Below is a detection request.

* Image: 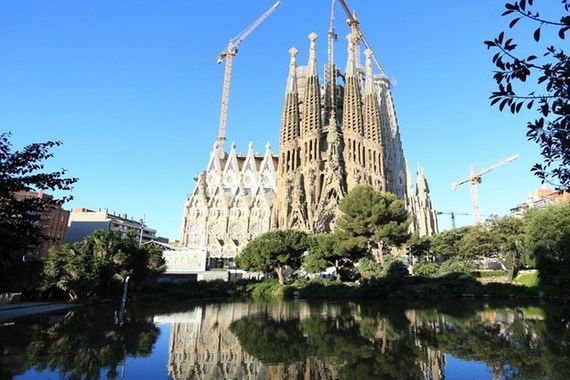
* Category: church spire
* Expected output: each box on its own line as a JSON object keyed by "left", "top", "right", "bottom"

{"left": 301, "top": 33, "right": 322, "bottom": 138}
{"left": 280, "top": 47, "right": 300, "bottom": 144}
{"left": 342, "top": 33, "right": 364, "bottom": 135}
{"left": 363, "top": 48, "right": 381, "bottom": 143}
{"left": 324, "top": 0, "right": 337, "bottom": 124}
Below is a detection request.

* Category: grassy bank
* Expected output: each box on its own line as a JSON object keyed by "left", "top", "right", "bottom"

{"left": 132, "top": 271, "right": 568, "bottom": 303}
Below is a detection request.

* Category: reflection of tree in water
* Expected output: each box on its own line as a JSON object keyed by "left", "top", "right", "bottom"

{"left": 230, "top": 302, "right": 570, "bottom": 380}
{"left": 22, "top": 307, "right": 159, "bottom": 380}
{"left": 230, "top": 311, "right": 426, "bottom": 380}
{"left": 436, "top": 305, "right": 570, "bottom": 380}
{"left": 229, "top": 316, "right": 309, "bottom": 365}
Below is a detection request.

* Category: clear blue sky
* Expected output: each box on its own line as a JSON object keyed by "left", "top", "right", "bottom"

{"left": 1, "top": 1, "right": 562, "bottom": 238}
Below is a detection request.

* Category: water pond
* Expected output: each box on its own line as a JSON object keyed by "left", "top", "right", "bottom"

{"left": 2, "top": 299, "right": 569, "bottom": 379}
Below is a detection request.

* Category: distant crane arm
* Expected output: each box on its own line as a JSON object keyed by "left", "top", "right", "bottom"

{"left": 233, "top": 1, "right": 280, "bottom": 46}
{"left": 477, "top": 154, "right": 519, "bottom": 177}
{"left": 451, "top": 177, "right": 471, "bottom": 190}
{"left": 215, "top": 1, "right": 280, "bottom": 156}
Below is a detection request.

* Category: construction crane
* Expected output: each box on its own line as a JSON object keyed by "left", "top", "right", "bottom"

{"left": 336, "top": 0, "right": 385, "bottom": 75}
{"left": 436, "top": 211, "right": 470, "bottom": 229}
{"left": 452, "top": 154, "right": 519, "bottom": 224}
{"left": 215, "top": 1, "right": 280, "bottom": 157}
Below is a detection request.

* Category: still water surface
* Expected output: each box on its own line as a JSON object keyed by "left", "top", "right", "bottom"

{"left": 2, "top": 300, "right": 569, "bottom": 379}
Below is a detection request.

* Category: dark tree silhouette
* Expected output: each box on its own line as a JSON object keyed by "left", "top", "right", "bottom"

{"left": 0, "top": 132, "right": 77, "bottom": 281}
{"left": 484, "top": 1, "right": 570, "bottom": 189}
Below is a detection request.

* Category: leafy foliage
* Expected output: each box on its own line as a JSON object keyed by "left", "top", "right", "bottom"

{"left": 489, "top": 216, "right": 526, "bottom": 279}
{"left": 413, "top": 262, "right": 439, "bottom": 277}
{"left": 524, "top": 203, "right": 570, "bottom": 287}
{"left": 430, "top": 227, "right": 471, "bottom": 259}
{"left": 456, "top": 226, "right": 498, "bottom": 258}
{"left": 485, "top": 1, "right": 570, "bottom": 188}
{"left": 235, "top": 229, "right": 308, "bottom": 284}
{"left": 0, "top": 132, "right": 77, "bottom": 277}
{"left": 439, "top": 258, "right": 477, "bottom": 275}
{"left": 41, "top": 230, "right": 165, "bottom": 300}
{"left": 303, "top": 233, "right": 363, "bottom": 280}
{"left": 356, "top": 257, "right": 384, "bottom": 279}
{"left": 336, "top": 185, "right": 410, "bottom": 262}
{"left": 385, "top": 260, "right": 410, "bottom": 280}
{"left": 303, "top": 233, "right": 341, "bottom": 273}
{"left": 407, "top": 232, "right": 431, "bottom": 258}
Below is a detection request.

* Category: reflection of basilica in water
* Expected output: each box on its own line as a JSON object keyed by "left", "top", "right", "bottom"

{"left": 154, "top": 303, "right": 340, "bottom": 379}
{"left": 154, "top": 302, "right": 447, "bottom": 380}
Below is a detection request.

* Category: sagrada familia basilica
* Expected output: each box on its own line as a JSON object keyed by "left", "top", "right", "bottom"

{"left": 180, "top": 10, "right": 438, "bottom": 268}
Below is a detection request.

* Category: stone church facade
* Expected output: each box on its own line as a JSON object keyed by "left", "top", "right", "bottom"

{"left": 181, "top": 31, "right": 437, "bottom": 268}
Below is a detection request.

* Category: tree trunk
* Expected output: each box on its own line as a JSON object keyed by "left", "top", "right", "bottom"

{"left": 335, "top": 260, "right": 340, "bottom": 279}
{"left": 507, "top": 250, "right": 519, "bottom": 283}
{"left": 378, "top": 241, "right": 385, "bottom": 266}
{"left": 276, "top": 266, "right": 285, "bottom": 285}
{"left": 381, "top": 322, "right": 387, "bottom": 354}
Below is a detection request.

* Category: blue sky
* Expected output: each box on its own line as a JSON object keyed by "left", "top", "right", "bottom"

{"left": 1, "top": 1, "right": 562, "bottom": 238}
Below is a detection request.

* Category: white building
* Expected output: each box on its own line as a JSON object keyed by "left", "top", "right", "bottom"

{"left": 66, "top": 208, "right": 159, "bottom": 243}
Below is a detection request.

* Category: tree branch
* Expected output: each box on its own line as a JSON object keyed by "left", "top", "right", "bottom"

{"left": 515, "top": 9, "right": 567, "bottom": 26}
{"left": 495, "top": 42, "right": 543, "bottom": 71}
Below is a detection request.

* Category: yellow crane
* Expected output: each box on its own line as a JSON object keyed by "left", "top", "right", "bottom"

{"left": 215, "top": 1, "right": 280, "bottom": 157}
{"left": 452, "top": 154, "right": 519, "bottom": 224}
{"left": 336, "top": 0, "right": 385, "bottom": 75}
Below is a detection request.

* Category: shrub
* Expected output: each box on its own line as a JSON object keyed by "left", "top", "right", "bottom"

{"left": 475, "top": 270, "right": 508, "bottom": 278}
{"left": 356, "top": 258, "right": 383, "bottom": 279}
{"left": 439, "top": 258, "right": 476, "bottom": 275}
{"left": 413, "top": 262, "right": 439, "bottom": 277}
{"left": 385, "top": 260, "right": 409, "bottom": 280}
{"left": 246, "top": 280, "right": 294, "bottom": 299}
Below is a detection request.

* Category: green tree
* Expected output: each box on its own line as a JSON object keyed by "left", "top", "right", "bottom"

{"left": 457, "top": 226, "right": 498, "bottom": 259}
{"left": 303, "top": 233, "right": 338, "bottom": 273}
{"left": 524, "top": 204, "right": 570, "bottom": 287}
{"left": 42, "top": 230, "right": 165, "bottom": 300}
{"left": 235, "top": 229, "right": 307, "bottom": 285}
{"left": 303, "top": 233, "right": 363, "bottom": 279}
{"left": 489, "top": 216, "right": 526, "bottom": 281}
{"left": 430, "top": 227, "right": 471, "bottom": 259}
{"left": 407, "top": 232, "right": 432, "bottom": 260}
{"left": 0, "top": 133, "right": 77, "bottom": 288}
{"left": 336, "top": 185, "right": 410, "bottom": 265}
{"left": 484, "top": 1, "right": 570, "bottom": 188}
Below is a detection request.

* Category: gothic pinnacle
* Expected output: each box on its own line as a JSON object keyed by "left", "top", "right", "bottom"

{"left": 286, "top": 47, "right": 298, "bottom": 94}
{"left": 364, "top": 48, "right": 375, "bottom": 94}
{"left": 307, "top": 32, "right": 318, "bottom": 76}
{"left": 345, "top": 34, "right": 357, "bottom": 78}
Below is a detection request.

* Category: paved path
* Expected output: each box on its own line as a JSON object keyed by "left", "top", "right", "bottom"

{"left": 0, "top": 302, "right": 80, "bottom": 322}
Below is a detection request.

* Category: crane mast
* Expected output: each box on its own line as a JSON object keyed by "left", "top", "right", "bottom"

{"left": 452, "top": 154, "right": 519, "bottom": 224}
{"left": 436, "top": 211, "right": 470, "bottom": 229}
{"left": 215, "top": 1, "right": 280, "bottom": 158}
